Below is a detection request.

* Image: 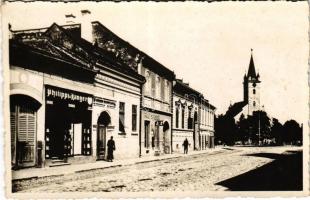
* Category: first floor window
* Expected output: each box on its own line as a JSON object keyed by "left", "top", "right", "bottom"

{"left": 132, "top": 105, "right": 137, "bottom": 131}
{"left": 188, "top": 109, "right": 193, "bottom": 129}
{"left": 119, "top": 102, "right": 125, "bottom": 133}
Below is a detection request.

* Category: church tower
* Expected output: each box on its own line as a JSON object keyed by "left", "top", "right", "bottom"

{"left": 243, "top": 49, "right": 261, "bottom": 116}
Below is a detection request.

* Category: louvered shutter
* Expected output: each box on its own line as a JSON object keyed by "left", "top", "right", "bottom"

{"left": 10, "top": 111, "right": 16, "bottom": 165}
{"left": 18, "top": 107, "right": 36, "bottom": 163}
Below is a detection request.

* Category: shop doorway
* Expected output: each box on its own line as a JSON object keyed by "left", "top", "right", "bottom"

{"left": 97, "top": 111, "right": 111, "bottom": 160}
{"left": 10, "top": 94, "right": 41, "bottom": 168}
{"left": 163, "top": 121, "right": 170, "bottom": 154}
{"left": 144, "top": 121, "right": 150, "bottom": 149}
{"left": 45, "top": 85, "right": 92, "bottom": 161}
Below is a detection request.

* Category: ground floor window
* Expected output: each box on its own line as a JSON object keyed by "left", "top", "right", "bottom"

{"left": 119, "top": 102, "right": 125, "bottom": 133}
{"left": 132, "top": 105, "right": 137, "bottom": 132}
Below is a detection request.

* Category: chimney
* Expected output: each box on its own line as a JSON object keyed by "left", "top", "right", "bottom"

{"left": 80, "top": 9, "right": 93, "bottom": 43}
{"left": 65, "top": 14, "right": 76, "bottom": 24}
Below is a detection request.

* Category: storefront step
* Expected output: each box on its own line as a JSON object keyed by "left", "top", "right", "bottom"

{"left": 51, "top": 159, "right": 66, "bottom": 163}
{"left": 49, "top": 162, "right": 71, "bottom": 168}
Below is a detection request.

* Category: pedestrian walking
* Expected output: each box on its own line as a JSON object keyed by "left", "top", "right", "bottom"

{"left": 107, "top": 136, "right": 115, "bottom": 162}
{"left": 182, "top": 138, "right": 189, "bottom": 154}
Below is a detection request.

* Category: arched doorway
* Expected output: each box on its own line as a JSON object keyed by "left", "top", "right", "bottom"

{"left": 97, "top": 111, "right": 111, "bottom": 160}
{"left": 10, "top": 94, "right": 41, "bottom": 168}
{"left": 163, "top": 121, "right": 170, "bottom": 154}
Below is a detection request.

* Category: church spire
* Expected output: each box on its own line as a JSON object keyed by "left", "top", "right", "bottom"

{"left": 247, "top": 49, "right": 257, "bottom": 79}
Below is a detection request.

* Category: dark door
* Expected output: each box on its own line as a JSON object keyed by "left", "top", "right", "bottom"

{"left": 144, "top": 121, "right": 150, "bottom": 148}
{"left": 97, "top": 125, "right": 106, "bottom": 160}
{"left": 48, "top": 105, "right": 68, "bottom": 160}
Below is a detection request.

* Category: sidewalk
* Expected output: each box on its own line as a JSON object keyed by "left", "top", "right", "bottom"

{"left": 12, "top": 147, "right": 222, "bottom": 181}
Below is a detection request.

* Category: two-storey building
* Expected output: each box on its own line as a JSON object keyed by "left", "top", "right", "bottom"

{"left": 199, "top": 98, "right": 216, "bottom": 149}
{"left": 172, "top": 79, "right": 201, "bottom": 153}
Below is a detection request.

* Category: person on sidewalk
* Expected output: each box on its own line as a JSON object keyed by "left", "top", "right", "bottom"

{"left": 182, "top": 138, "right": 189, "bottom": 154}
{"left": 107, "top": 136, "right": 115, "bottom": 162}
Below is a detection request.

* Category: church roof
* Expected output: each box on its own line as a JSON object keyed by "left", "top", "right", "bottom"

{"left": 225, "top": 101, "right": 247, "bottom": 118}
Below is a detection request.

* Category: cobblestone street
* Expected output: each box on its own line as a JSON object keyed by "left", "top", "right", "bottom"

{"left": 19, "top": 147, "right": 302, "bottom": 192}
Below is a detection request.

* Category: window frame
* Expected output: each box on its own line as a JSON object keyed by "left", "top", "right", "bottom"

{"left": 132, "top": 104, "right": 137, "bottom": 132}
{"left": 119, "top": 102, "right": 125, "bottom": 133}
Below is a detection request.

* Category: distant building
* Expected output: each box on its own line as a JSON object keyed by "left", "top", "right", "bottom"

{"left": 225, "top": 49, "right": 261, "bottom": 120}
{"left": 172, "top": 79, "right": 200, "bottom": 153}
{"left": 172, "top": 79, "right": 216, "bottom": 152}
{"left": 199, "top": 98, "right": 216, "bottom": 149}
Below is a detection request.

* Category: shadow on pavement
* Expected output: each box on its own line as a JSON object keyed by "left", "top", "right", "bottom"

{"left": 215, "top": 150, "right": 302, "bottom": 191}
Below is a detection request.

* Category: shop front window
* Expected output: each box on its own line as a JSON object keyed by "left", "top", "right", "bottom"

{"left": 45, "top": 85, "right": 92, "bottom": 159}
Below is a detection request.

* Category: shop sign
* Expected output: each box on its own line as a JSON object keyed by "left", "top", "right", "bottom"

{"left": 144, "top": 112, "right": 160, "bottom": 121}
{"left": 46, "top": 85, "right": 93, "bottom": 106}
{"left": 94, "top": 97, "right": 116, "bottom": 108}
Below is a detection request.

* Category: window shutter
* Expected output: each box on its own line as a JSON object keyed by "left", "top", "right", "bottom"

{"left": 10, "top": 111, "right": 16, "bottom": 164}
{"left": 18, "top": 114, "right": 28, "bottom": 142}
{"left": 18, "top": 107, "right": 36, "bottom": 162}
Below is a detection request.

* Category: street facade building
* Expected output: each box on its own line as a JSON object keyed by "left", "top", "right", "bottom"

{"left": 172, "top": 79, "right": 216, "bottom": 152}
{"left": 199, "top": 98, "right": 216, "bottom": 149}
{"left": 172, "top": 79, "right": 200, "bottom": 153}
{"left": 9, "top": 19, "right": 145, "bottom": 168}
{"left": 138, "top": 59, "right": 175, "bottom": 156}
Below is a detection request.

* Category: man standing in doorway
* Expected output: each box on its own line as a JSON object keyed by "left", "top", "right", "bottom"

{"left": 182, "top": 138, "right": 189, "bottom": 154}
{"left": 107, "top": 136, "right": 115, "bottom": 162}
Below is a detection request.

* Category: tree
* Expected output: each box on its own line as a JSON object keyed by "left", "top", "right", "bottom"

{"left": 283, "top": 120, "right": 302, "bottom": 145}
{"left": 215, "top": 114, "right": 237, "bottom": 146}
{"left": 270, "top": 118, "right": 283, "bottom": 145}
{"left": 235, "top": 111, "right": 271, "bottom": 146}
{"left": 236, "top": 113, "right": 249, "bottom": 144}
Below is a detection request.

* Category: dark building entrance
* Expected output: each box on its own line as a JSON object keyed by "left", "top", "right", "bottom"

{"left": 97, "top": 111, "right": 111, "bottom": 160}
{"left": 163, "top": 121, "right": 170, "bottom": 154}
{"left": 45, "top": 85, "right": 92, "bottom": 160}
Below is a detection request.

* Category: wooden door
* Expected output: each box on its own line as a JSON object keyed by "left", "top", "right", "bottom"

{"left": 97, "top": 125, "right": 106, "bottom": 160}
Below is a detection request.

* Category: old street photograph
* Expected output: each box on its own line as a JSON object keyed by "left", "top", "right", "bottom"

{"left": 3, "top": 1, "right": 308, "bottom": 197}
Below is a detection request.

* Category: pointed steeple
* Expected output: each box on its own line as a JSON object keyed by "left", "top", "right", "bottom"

{"left": 247, "top": 49, "right": 257, "bottom": 79}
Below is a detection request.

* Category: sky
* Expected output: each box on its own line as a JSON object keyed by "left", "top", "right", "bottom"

{"left": 3, "top": 1, "right": 309, "bottom": 124}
